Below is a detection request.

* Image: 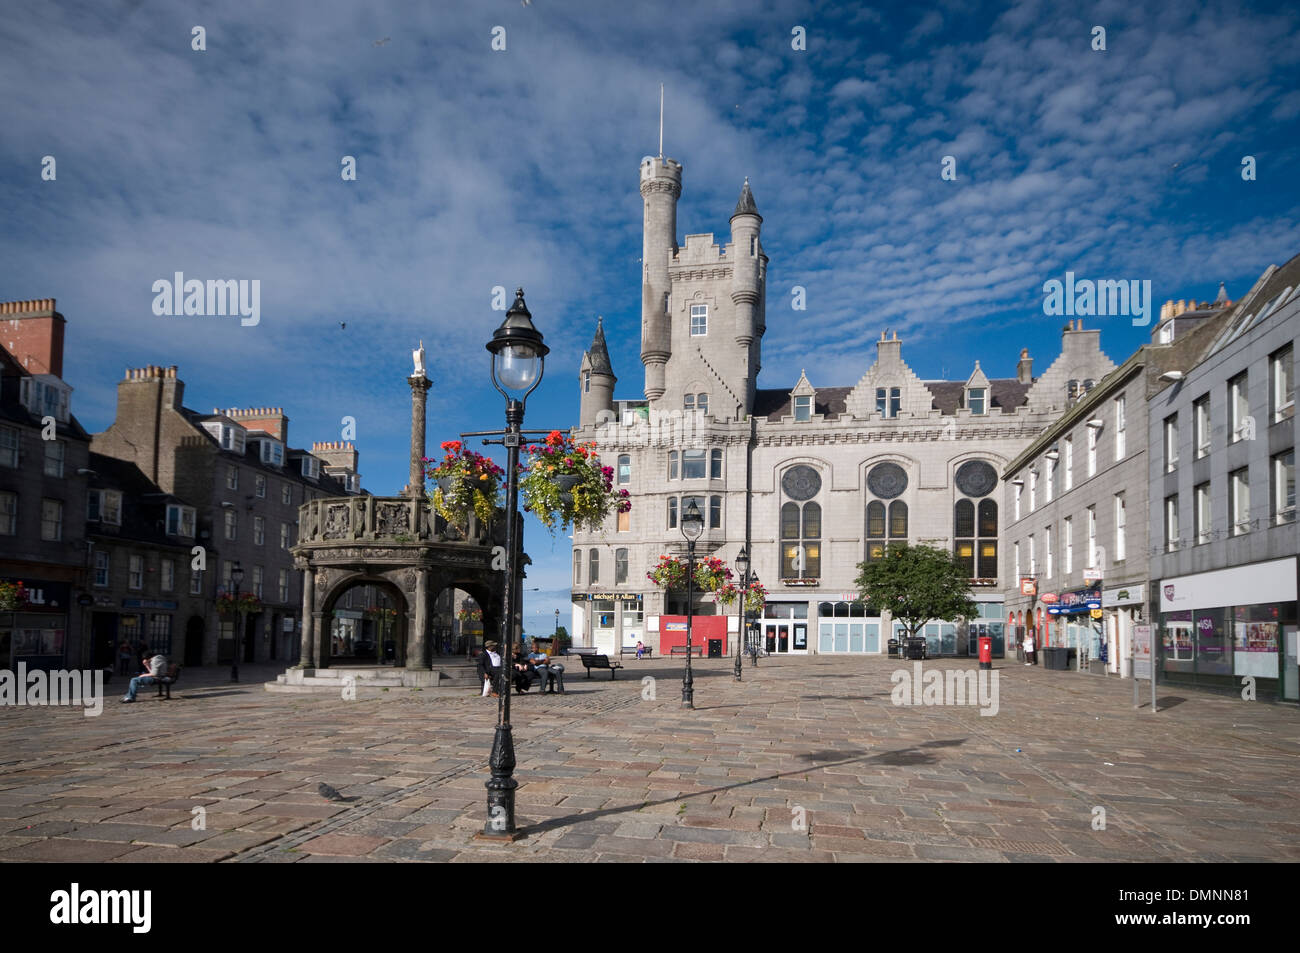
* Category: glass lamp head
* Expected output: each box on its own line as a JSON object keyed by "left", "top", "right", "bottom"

{"left": 682, "top": 498, "right": 704, "bottom": 541}
{"left": 487, "top": 288, "right": 550, "bottom": 400}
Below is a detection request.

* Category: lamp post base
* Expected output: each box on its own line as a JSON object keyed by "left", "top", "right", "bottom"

{"left": 483, "top": 724, "right": 519, "bottom": 838}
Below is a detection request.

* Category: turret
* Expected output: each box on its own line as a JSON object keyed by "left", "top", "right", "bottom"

{"left": 729, "top": 178, "right": 764, "bottom": 410}
{"left": 579, "top": 317, "right": 617, "bottom": 429}
{"left": 639, "top": 156, "right": 682, "bottom": 401}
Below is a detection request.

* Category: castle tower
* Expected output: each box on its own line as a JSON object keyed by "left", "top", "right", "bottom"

{"left": 729, "top": 178, "right": 765, "bottom": 411}
{"left": 639, "top": 156, "right": 682, "bottom": 401}
{"left": 579, "top": 317, "right": 617, "bottom": 429}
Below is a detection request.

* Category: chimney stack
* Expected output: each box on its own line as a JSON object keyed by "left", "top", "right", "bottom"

{"left": 0, "top": 298, "right": 65, "bottom": 377}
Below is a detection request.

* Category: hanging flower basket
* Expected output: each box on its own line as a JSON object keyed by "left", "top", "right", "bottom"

{"left": 216, "top": 592, "right": 262, "bottom": 616}
{"left": 519, "top": 430, "right": 630, "bottom": 535}
{"left": 424, "top": 441, "right": 504, "bottom": 532}
{"left": 645, "top": 555, "right": 732, "bottom": 594}
{"left": 715, "top": 579, "right": 767, "bottom": 613}
{"left": 364, "top": 606, "right": 398, "bottom": 620}
{"left": 0, "top": 580, "right": 29, "bottom": 613}
{"left": 456, "top": 606, "right": 483, "bottom": 624}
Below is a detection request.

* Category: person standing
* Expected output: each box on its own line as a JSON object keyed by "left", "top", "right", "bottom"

{"left": 1024, "top": 631, "right": 1036, "bottom": 666}
{"left": 477, "top": 640, "right": 502, "bottom": 697}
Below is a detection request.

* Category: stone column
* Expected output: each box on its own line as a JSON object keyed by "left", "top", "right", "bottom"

{"left": 406, "top": 569, "right": 429, "bottom": 670}
{"left": 312, "top": 611, "right": 327, "bottom": 668}
{"left": 297, "top": 562, "right": 314, "bottom": 669}
{"left": 407, "top": 373, "right": 432, "bottom": 498}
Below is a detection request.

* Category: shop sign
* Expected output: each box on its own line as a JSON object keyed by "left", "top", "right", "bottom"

{"left": 1102, "top": 584, "right": 1144, "bottom": 607}
{"left": 1019, "top": 578, "right": 1037, "bottom": 596}
{"left": 1132, "top": 624, "right": 1152, "bottom": 679}
{"left": 587, "top": 593, "right": 641, "bottom": 602}
{"left": 1159, "top": 557, "right": 1297, "bottom": 612}
{"left": 1048, "top": 586, "right": 1101, "bottom": 614}
{"left": 0, "top": 579, "right": 70, "bottom": 611}
{"left": 1039, "top": 593, "right": 1058, "bottom": 604}
{"left": 1089, "top": 609, "right": 1103, "bottom": 619}
{"left": 122, "top": 598, "right": 178, "bottom": 610}
{"left": 664, "top": 622, "right": 686, "bottom": 632}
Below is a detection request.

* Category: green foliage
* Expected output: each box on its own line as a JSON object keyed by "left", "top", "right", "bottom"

{"left": 853, "top": 544, "right": 978, "bottom": 637}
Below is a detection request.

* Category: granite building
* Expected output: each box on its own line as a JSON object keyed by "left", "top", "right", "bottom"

{"left": 1147, "top": 254, "right": 1299, "bottom": 702}
{"left": 568, "top": 155, "right": 1116, "bottom": 657}
{"left": 0, "top": 298, "right": 92, "bottom": 671}
{"left": 92, "top": 366, "right": 362, "bottom": 666}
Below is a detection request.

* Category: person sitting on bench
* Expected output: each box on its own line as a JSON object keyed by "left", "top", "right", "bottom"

{"left": 121, "top": 654, "right": 167, "bottom": 703}
{"left": 526, "top": 640, "right": 562, "bottom": 693}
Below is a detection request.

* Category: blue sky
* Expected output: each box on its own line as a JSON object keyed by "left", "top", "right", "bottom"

{"left": 3, "top": 0, "right": 1299, "bottom": 629}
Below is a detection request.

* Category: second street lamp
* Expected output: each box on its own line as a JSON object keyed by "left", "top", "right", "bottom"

{"left": 481, "top": 288, "right": 548, "bottom": 841}
{"left": 733, "top": 546, "right": 749, "bottom": 681}
{"left": 680, "top": 497, "right": 704, "bottom": 709}
{"left": 230, "top": 560, "right": 244, "bottom": 683}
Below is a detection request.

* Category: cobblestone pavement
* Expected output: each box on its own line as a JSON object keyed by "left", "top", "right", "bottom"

{"left": 2, "top": 656, "right": 1298, "bottom": 863}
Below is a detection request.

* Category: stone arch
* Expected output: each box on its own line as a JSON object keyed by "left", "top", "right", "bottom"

{"left": 317, "top": 573, "right": 412, "bottom": 667}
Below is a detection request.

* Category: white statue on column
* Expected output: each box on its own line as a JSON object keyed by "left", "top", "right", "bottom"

{"left": 412, "top": 340, "right": 426, "bottom": 378}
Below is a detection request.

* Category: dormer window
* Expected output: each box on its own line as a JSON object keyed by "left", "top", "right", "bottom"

{"left": 258, "top": 439, "right": 284, "bottom": 467}
{"left": 19, "top": 375, "right": 70, "bottom": 423}
{"left": 875, "top": 387, "right": 901, "bottom": 418}
{"left": 301, "top": 457, "right": 320, "bottom": 480}
{"left": 794, "top": 395, "right": 812, "bottom": 422}
{"left": 203, "top": 421, "right": 246, "bottom": 454}
{"left": 967, "top": 387, "right": 987, "bottom": 415}
{"left": 88, "top": 489, "right": 122, "bottom": 526}
{"left": 166, "top": 504, "right": 196, "bottom": 537}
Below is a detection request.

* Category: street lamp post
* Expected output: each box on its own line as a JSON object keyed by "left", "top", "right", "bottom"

{"left": 680, "top": 498, "right": 704, "bottom": 709}
{"left": 733, "top": 547, "right": 749, "bottom": 681}
{"left": 480, "top": 288, "right": 548, "bottom": 841}
{"left": 230, "top": 561, "right": 244, "bottom": 683}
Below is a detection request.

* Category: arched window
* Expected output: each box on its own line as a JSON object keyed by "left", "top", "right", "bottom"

{"left": 954, "top": 499, "right": 975, "bottom": 539}
{"left": 588, "top": 549, "right": 599, "bottom": 584}
{"left": 697, "top": 393, "right": 709, "bottom": 415}
{"left": 866, "top": 500, "right": 886, "bottom": 563}
{"left": 781, "top": 502, "right": 800, "bottom": 540}
{"left": 978, "top": 499, "right": 998, "bottom": 536}
{"left": 888, "top": 501, "right": 908, "bottom": 538}
{"left": 803, "top": 502, "right": 821, "bottom": 539}
{"left": 617, "top": 455, "right": 631, "bottom": 485}
{"left": 977, "top": 499, "right": 998, "bottom": 576}
{"left": 615, "top": 548, "right": 628, "bottom": 584}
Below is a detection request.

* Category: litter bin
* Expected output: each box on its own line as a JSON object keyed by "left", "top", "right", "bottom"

{"left": 905, "top": 637, "right": 927, "bottom": 660}
{"left": 707, "top": 638, "right": 723, "bottom": 659}
{"left": 888, "top": 638, "right": 901, "bottom": 658}
{"left": 383, "top": 640, "right": 396, "bottom": 662}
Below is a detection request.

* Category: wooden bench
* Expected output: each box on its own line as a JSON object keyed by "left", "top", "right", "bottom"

{"left": 154, "top": 664, "right": 182, "bottom": 699}
{"left": 579, "top": 654, "right": 623, "bottom": 678}
{"left": 669, "top": 645, "right": 703, "bottom": 657}
{"left": 619, "top": 645, "right": 653, "bottom": 658}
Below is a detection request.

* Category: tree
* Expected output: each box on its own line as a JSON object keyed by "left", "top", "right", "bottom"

{"left": 854, "top": 544, "right": 978, "bottom": 641}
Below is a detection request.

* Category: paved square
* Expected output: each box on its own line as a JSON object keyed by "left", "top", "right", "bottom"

{"left": 1, "top": 658, "right": 1298, "bottom": 862}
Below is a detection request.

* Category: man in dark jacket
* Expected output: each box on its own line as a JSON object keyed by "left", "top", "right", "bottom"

{"left": 477, "top": 641, "right": 502, "bottom": 697}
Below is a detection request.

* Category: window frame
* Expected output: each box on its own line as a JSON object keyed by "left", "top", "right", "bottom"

{"left": 43, "top": 439, "right": 65, "bottom": 478}
{"left": 967, "top": 387, "right": 987, "bottom": 415}
{"left": 1271, "top": 344, "right": 1294, "bottom": 423}
{"left": 1114, "top": 395, "right": 1126, "bottom": 459}
{"left": 1165, "top": 495, "right": 1180, "bottom": 551}
{"left": 1230, "top": 467, "right": 1251, "bottom": 535}
{"left": 128, "top": 554, "right": 144, "bottom": 591}
{"left": 0, "top": 490, "right": 15, "bottom": 535}
{"left": 794, "top": 395, "right": 812, "bottom": 421}
{"left": 1272, "top": 449, "right": 1295, "bottom": 525}
{"left": 690, "top": 304, "right": 708, "bottom": 337}
{"left": 1194, "top": 396, "right": 1211, "bottom": 459}
{"left": 0, "top": 425, "right": 18, "bottom": 468}
{"left": 1164, "top": 415, "right": 1179, "bottom": 472}
{"left": 40, "top": 498, "right": 62, "bottom": 541}
{"left": 1229, "top": 372, "right": 1250, "bottom": 443}
{"left": 93, "top": 550, "right": 109, "bottom": 587}
{"left": 1194, "top": 482, "right": 1211, "bottom": 545}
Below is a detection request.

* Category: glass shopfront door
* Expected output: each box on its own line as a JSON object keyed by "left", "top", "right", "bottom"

{"left": 765, "top": 622, "right": 789, "bottom": 654}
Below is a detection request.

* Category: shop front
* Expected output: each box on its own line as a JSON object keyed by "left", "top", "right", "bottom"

{"left": 1048, "top": 585, "right": 1102, "bottom": 662}
{"left": 1101, "top": 583, "right": 1145, "bottom": 677}
{"left": 582, "top": 593, "right": 643, "bottom": 656}
{"left": 1158, "top": 557, "right": 1298, "bottom": 701}
{"left": 1, "top": 578, "right": 70, "bottom": 672}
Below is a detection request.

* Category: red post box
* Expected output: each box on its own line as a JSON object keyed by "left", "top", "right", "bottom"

{"left": 978, "top": 635, "right": 993, "bottom": 670}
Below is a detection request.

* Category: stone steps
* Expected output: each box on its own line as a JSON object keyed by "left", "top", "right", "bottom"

{"left": 264, "top": 662, "right": 482, "bottom": 695}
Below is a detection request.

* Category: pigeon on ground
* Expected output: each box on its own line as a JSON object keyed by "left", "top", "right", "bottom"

{"left": 318, "top": 782, "right": 346, "bottom": 801}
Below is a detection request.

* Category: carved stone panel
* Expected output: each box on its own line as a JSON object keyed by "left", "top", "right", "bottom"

{"left": 375, "top": 502, "right": 411, "bottom": 537}
{"left": 322, "top": 504, "right": 351, "bottom": 539}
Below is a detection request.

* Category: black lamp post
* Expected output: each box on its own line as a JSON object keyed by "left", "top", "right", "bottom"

{"left": 481, "top": 288, "right": 548, "bottom": 841}
{"left": 230, "top": 561, "right": 244, "bottom": 682}
{"left": 680, "top": 497, "right": 703, "bottom": 709}
{"left": 733, "top": 547, "right": 748, "bottom": 681}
